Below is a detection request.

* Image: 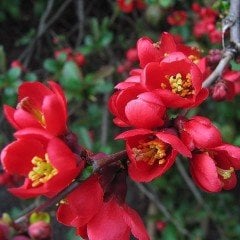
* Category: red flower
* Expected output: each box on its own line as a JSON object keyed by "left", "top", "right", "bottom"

{"left": 4, "top": 81, "right": 67, "bottom": 136}
{"left": 57, "top": 175, "right": 149, "bottom": 240}
{"left": 137, "top": 32, "right": 201, "bottom": 68}
{"left": 117, "top": 0, "right": 146, "bottom": 13}
{"left": 176, "top": 116, "right": 222, "bottom": 151}
{"left": 116, "top": 129, "right": 191, "bottom": 182}
{"left": 109, "top": 85, "right": 166, "bottom": 129}
{"left": 167, "top": 10, "right": 187, "bottom": 26}
{"left": 1, "top": 129, "right": 82, "bottom": 198}
{"left": 190, "top": 144, "right": 240, "bottom": 192}
{"left": 141, "top": 53, "right": 208, "bottom": 108}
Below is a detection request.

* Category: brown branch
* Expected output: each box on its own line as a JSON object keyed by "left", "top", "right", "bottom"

{"left": 14, "top": 150, "right": 127, "bottom": 225}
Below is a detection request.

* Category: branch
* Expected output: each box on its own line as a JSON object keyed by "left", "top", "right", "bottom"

{"left": 203, "top": 0, "right": 240, "bottom": 87}
{"left": 203, "top": 49, "right": 235, "bottom": 87}
{"left": 229, "top": 0, "right": 240, "bottom": 49}
{"left": 135, "top": 183, "right": 193, "bottom": 238}
{"left": 20, "top": 0, "right": 73, "bottom": 66}
{"left": 75, "top": 0, "right": 85, "bottom": 48}
{"left": 14, "top": 150, "right": 127, "bottom": 224}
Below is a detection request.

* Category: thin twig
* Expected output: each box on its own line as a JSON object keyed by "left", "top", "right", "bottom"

{"left": 135, "top": 183, "right": 193, "bottom": 238}
{"left": 20, "top": 0, "right": 73, "bottom": 66}
{"left": 75, "top": 0, "right": 84, "bottom": 48}
{"left": 14, "top": 150, "right": 127, "bottom": 224}
{"left": 176, "top": 158, "right": 205, "bottom": 206}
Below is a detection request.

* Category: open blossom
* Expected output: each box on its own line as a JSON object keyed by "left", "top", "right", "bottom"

{"left": 1, "top": 129, "right": 82, "bottom": 198}
{"left": 4, "top": 81, "right": 67, "bottom": 136}
{"left": 167, "top": 10, "right": 187, "bottom": 26}
{"left": 109, "top": 85, "right": 166, "bottom": 129}
{"left": 141, "top": 53, "right": 208, "bottom": 108}
{"left": 137, "top": 32, "right": 201, "bottom": 68}
{"left": 57, "top": 174, "right": 149, "bottom": 240}
{"left": 190, "top": 144, "right": 240, "bottom": 192}
{"left": 116, "top": 129, "right": 191, "bottom": 182}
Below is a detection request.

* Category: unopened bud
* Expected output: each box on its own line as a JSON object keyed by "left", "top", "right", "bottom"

{"left": 206, "top": 49, "right": 222, "bottom": 69}
{"left": 28, "top": 221, "right": 51, "bottom": 240}
{"left": 211, "top": 81, "right": 228, "bottom": 101}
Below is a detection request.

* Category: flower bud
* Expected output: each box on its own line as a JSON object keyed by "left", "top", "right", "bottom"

{"left": 0, "top": 223, "right": 10, "bottom": 240}
{"left": 211, "top": 81, "right": 228, "bottom": 101}
{"left": 28, "top": 221, "right": 51, "bottom": 240}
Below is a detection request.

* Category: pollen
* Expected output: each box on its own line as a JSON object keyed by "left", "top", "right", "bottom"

{"left": 153, "top": 41, "right": 160, "bottom": 49}
{"left": 217, "top": 167, "right": 234, "bottom": 180}
{"left": 28, "top": 154, "right": 58, "bottom": 187}
{"left": 188, "top": 55, "right": 199, "bottom": 64}
{"left": 132, "top": 140, "right": 167, "bottom": 165}
{"left": 166, "top": 73, "right": 194, "bottom": 97}
{"left": 17, "top": 97, "right": 46, "bottom": 127}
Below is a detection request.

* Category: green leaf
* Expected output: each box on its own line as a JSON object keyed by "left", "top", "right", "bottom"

{"left": 7, "top": 67, "right": 21, "bottom": 81}
{"left": 77, "top": 127, "right": 93, "bottom": 150}
{"left": 161, "top": 224, "right": 178, "bottom": 240}
{"left": 62, "top": 61, "right": 82, "bottom": 83}
{"left": 43, "top": 59, "right": 58, "bottom": 73}
{"left": 230, "top": 60, "right": 240, "bottom": 71}
{"left": 158, "top": 0, "right": 174, "bottom": 8}
{"left": 24, "top": 72, "right": 37, "bottom": 81}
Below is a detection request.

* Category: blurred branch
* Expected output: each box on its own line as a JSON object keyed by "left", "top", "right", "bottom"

{"left": 20, "top": 0, "right": 73, "bottom": 67}
{"left": 176, "top": 158, "right": 228, "bottom": 240}
{"left": 135, "top": 183, "right": 193, "bottom": 238}
{"left": 203, "top": 0, "right": 240, "bottom": 87}
{"left": 75, "top": 0, "right": 84, "bottom": 48}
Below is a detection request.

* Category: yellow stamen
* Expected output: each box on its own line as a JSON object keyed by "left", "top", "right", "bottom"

{"left": 132, "top": 140, "right": 167, "bottom": 165}
{"left": 28, "top": 154, "right": 58, "bottom": 187}
{"left": 217, "top": 167, "right": 234, "bottom": 180}
{"left": 153, "top": 42, "right": 160, "bottom": 49}
{"left": 188, "top": 55, "right": 199, "bottom": 64}
{"left": 166, "top": 73, "right": 194, "bottom": 97}
{"left": 17, "top": 97, "right": 46, "bottom": 127}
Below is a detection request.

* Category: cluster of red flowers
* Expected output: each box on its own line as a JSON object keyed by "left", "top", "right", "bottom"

{"left": 109, "top": 32, "right": 240, "bottom": 192}
{"left": 1, "top": 81, "right": 149, "bottom": 239}
{"left": 54, "top": 48, "right": 86, "bottom": 67}
{"left": 167, "top": 10, "right": 187, "bottom": 26}
{"left": 192, "top": 3, "right": 221, "bottom": 44}
{"left": 117, "top": 0, "right": 146, "bottom": 13}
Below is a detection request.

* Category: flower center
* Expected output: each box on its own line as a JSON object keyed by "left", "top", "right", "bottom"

{"left": 217, "top": 167, "right": 234, "bottom": 180}
{"left": 132, "top": 140, "right": 167, "bottom": 165}
{"left": 28, "top": 154, "right": 58, "bottom": 187}
{"left": 165, "top": 73, "right": 194, "bottom": 97}
{"left": 17, "top": 97, "right": 46, "bottom": 127}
